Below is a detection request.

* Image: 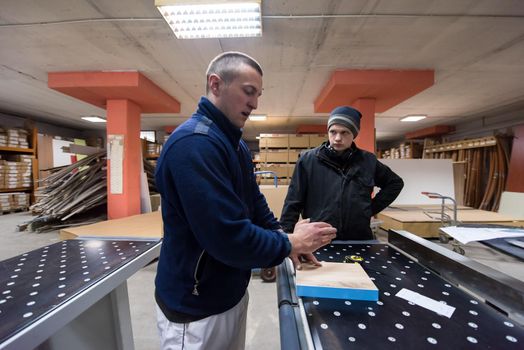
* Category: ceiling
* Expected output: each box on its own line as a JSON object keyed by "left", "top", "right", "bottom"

{"left": 1, "top": 0, "right": 523, "bottom": 143}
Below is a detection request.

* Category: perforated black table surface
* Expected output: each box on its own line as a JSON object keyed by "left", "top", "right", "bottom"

{"left": 0, "top": 238, "right": 160, "bottom": 347}
{"left": 284, "top": 243, "right": 524, "bottom": 349}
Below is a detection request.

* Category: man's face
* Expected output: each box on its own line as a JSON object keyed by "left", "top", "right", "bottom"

{"left": 212, "top": 63, "right": 262, "bottom": 129}
{"left": 328, "top": 124, "right": 354, "bottom": 152}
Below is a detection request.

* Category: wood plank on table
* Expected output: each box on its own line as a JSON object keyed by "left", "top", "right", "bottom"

{"left": 296, "top": 262, "right": 378, "bottom": 301}
{"left": 60, "top": 211, "right": 162, "bottom": 240}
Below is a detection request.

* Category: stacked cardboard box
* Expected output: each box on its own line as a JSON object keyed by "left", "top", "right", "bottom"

{"left": 0, "top": 192, "right": 30, "bottom": 212}
{"left": 256, "top": 134, "right": 327, "bottom": 186}
{"left": 0, "top": 155, "right": 32, "bottom": 189}
{"left": 6, "top": 128, "right": 29, "bottom": 148}
{"left": 0, "top": 127, "right": 6, "bottom": 147}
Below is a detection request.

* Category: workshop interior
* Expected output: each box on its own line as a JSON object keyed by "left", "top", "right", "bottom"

{"left": 1, "top": 1, "right": 524, "bottom": 349}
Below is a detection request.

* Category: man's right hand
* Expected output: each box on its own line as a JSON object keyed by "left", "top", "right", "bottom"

{"left": 287, "top": 218, "right": 337, "bottom": 257}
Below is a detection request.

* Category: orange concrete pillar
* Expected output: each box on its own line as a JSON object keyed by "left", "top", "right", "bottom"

{"left": 314, "top": 69, "right": 434, "bottom": 154}
{"left": 106, "top": 99, "right": 142, "bottom": 219}
{"left": 48, "top": 71, "right": 180, "bottom": 219}
{"left": 353, "top": 98, "right": 376, "bottom": 153}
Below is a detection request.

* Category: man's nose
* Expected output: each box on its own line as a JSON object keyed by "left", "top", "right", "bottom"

{"left": 248, "top": 96, "right": 258, "bottom": 110}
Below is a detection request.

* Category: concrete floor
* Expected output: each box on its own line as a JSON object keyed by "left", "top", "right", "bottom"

{"left": 1, "top": 212, "right": 523, "bottom": 349}
{"left": 0, "top": 212, "right": 280, "bottom": 350}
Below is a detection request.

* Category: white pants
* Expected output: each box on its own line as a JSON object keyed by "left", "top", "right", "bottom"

{"left": 156, "top": 292, "right": 249, "bottom": 350}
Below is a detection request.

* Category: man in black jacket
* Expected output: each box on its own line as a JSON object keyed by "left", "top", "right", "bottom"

{"left": 280, "top": 106, "right": 404, "bottom": 240}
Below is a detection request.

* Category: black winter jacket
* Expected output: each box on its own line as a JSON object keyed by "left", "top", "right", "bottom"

{"left": 280, "top": 142, "right": 404, "bottom": 240}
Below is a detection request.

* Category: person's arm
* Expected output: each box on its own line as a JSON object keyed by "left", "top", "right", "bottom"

{"left": 165, "top": 136, "right": 336, "bottom": 271}
{"left": 279, "top": 157, "right": 307, "bottom": 233}
{"left": 249, "top": 169, "right": 281, "bottom": 230}
{"left": 371, "top": 160, "right": 404, "bottom": 215}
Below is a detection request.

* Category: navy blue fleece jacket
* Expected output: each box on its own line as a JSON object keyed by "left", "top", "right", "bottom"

{"left": 155, "top": 97, "right": 291, "bottom": 319}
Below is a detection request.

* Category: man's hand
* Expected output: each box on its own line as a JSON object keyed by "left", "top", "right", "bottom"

{"left": 289, "top": 252, "right": 321, "bottom": 270}
{"left": 287, "top": 218, "right": 337, "bottom": 264}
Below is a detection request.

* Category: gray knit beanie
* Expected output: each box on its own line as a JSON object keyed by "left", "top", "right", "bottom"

{"left": 327, "top": 106, "right": 362, "bottom": 138}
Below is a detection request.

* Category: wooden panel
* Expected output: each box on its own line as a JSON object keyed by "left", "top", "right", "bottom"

{"left": 506, "top": 124, "right": 524, "bottom": 192}
{"left": 60, "top": 211, "right": 162, "bottom": 239}
{"left": 378, "top": 207, "right": 524, "bottom": 238}
{"left": 296, "top": 261, "right": 378, "bottom": 300}
{"left": 453, "top": 161, "right": 466, "bottom": 206}
{"left": 259, "top": 185, "right": 288, "bottom": 220}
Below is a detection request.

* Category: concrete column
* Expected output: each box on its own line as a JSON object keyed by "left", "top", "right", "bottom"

{"left": 353, "top": 98, "right": 376, "bottom": 153}
{"left": 106, "top": 99, "right": 142, "bottom": 219}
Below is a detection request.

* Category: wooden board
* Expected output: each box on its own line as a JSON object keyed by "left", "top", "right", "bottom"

{"left": 259, "top": 185, "right": 288, "bottom": 220}
{"left": 378, "top": 207, "right": 524, "bottom": 238}
{"left": 60, "top": 211, "right": 162, "bottom": 240}
{"left": 296, "top": 262, "right": 378, "bottom": 301}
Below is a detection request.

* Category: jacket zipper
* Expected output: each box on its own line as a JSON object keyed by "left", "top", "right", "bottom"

{"left": 192, "top": 250, "right": 206, "bottom": 296}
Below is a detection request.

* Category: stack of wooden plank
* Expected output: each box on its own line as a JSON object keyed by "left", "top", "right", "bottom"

{"left": 423, "top": 135, "right": 511, "bottom": 211}
{"left": 21, "top": 151, "right": 108, "bottom": 232}
{"left": 20, "top": 150, "right": 159, "bottom": 232}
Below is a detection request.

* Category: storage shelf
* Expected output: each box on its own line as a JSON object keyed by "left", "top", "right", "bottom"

{"left": 0, "top": 146, "right": 35, "bottom": 153}
{"left": 424, "top": 136, "right": 497, "bottom": 154}
{"left": 0, "top": 126, "right": 38, "bottom": 204}
{"left": 0, "top": 187, "right": 32, "bottom": 193}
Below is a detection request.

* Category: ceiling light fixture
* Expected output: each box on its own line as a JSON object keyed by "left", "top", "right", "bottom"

{"left": 400, "top": 115, "right": 427, "bottom": 122}
{"left": 81, "top": 116, "right": 106, "bottom": 123}
{"left": 155, "top": 0, "right": 262, "bottom": 39}
{"left": 249, "top": 114, "right": 267, "bottom": 121}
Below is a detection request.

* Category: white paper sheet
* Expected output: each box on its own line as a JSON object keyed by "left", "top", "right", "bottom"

{"left": 440, "top": 226, "right": 524, "bottom": 245}
{"left": 108, "top": 134, "right": 124, "bottom": 194}
{"left": 396, "top": 288, "right": 456, "bottom": 318}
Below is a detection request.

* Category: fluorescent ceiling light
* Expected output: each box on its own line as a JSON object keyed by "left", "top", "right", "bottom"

{"left": 249, "top": 114, "right": 266, "bottom": 121}
{"left": 155, "top": 1, "right": 262, "bottom": 39}
{"left": 81, "top": 116, "right": 106, "bottom": 123}
{"left": 400, "top": 115, "right": 427, "bottom": 122}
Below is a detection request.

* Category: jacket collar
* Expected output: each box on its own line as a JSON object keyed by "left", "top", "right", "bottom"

{"left": 196, "top": 96, "right": 242, "bottom": 148}
{"left": 317, "top": 141, "right": 358, "bottom": 170}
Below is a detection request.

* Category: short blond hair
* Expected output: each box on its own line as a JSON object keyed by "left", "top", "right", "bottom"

{"left": 206, "top": 51, "right": 263, "bottom": 93}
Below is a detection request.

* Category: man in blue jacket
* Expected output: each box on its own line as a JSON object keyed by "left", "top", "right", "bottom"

{"left": 280, "top": 106, "right": 404, "bottom": 240}
{"left": 154, "top": 51, "right": 337, "bottom": 350}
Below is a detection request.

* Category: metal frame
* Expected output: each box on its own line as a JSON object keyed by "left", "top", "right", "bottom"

{"left": 0, "top": 239, "right": 161, "bottom": 350}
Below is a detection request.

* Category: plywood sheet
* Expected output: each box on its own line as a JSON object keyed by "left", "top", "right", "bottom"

{"left": 60, "top": 211, "right": 162, "bottom": 240}
{"left": 259, "top": 185, "right": 288, "bottom": 220}
{"left": 382, "top": 209, "right": 521, "bottom": 223}
{"left": 296, "top": 262, "right": 378, "bottom": 301}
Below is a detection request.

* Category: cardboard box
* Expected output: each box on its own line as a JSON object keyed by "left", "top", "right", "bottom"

{"left": 258, "top": 164, "right": 291, "bottom": 178}
{"left": 261, "top": 151, "right": 289, "bottom": 163}
{"left": 288, "top": 135, "right": 309, "bottom": 148}
{"left": 309, "top": 135, "right": 327, "bottom": 148}
{"left": 264, "top": 135, "right": 289, "bottom": 148}
{"left": 288, "top": 150, "right": 301, "bottom": 163}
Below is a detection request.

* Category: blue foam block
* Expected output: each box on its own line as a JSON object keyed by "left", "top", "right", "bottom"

{"left": 296, "top": 284, "right": 379, "bottom": 301}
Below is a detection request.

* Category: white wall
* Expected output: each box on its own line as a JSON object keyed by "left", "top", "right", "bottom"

{"left": 380, "top": 159, "right": 455, "bottom": 205}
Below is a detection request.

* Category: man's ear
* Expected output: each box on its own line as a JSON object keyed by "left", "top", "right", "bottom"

{"left": 208, "top": 74, "right": 221, "bottom": 96}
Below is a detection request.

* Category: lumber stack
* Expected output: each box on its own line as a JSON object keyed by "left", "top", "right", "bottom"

{"left": 19, "top": 151, "right": 159, "bottom": 232}
{"left": 423, "top": 135, "right": 511, "bottom": 211}
{"left": 21, "top": 151, "right": 108, "bottom": 232}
